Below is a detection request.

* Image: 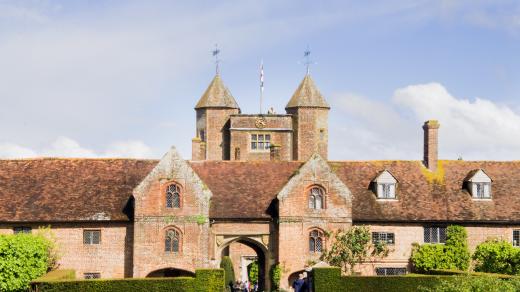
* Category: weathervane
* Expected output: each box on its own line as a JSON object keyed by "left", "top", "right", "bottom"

{"left": 212, "top": 44, "right": 221, "bottom": 75}
{"left": 303, "top": 45, "right": 315, "bottom": 75}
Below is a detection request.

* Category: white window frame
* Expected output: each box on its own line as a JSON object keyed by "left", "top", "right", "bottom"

{"left": 372, "top": 232, "right": 395, "bottom": 245}
{"left": 250, "top": 133, "right": 271, "bottom": 152}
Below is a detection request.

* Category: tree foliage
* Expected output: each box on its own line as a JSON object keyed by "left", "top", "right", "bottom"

{"left": 270, "top": 263, "right": 281, "bottom": 290}
{"left": 220, "top": 256, "right": 235, "bottom": 289}
{"left": 472, "top": 239, "right": 520, "bottom": 275}
{"left": 411, "top": 225, "right": 470, "bottom": 273}
{"left": 320, "top": 226, "right": 388, "bottom": 275}
{"left": 248, "top": 261, "right": 258, "bottom": 284}
{"left": 0, "top": 230, "right": 57, "bottom": 291}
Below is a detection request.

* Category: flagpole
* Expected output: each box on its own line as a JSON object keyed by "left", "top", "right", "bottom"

{"left": 260, "top": 60, "right": 264, "bottom": 114}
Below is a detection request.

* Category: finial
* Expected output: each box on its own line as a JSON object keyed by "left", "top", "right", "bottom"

{"left": 303, "top": 45, "right": 314, "bottom": 75}
{"left": 212, "top": 44, "right": 221, "bottom": 75}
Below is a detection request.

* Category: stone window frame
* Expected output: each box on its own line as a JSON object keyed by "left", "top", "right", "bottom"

{"left": 164, "top": 226, "right": 183, "bottom": 254}
{"left": 83, "top": 229, "right": 101, "bottom": 245}
{"left": 84, "top": 273, "right": 101, "bottom": 279}
{"left": 309, "top": 228, "right": 325, "bottom": 254}
{"left": 250, "top": 132, "right": 271, "bottom": 152}
{"left": 164, "top": 181, "right": 183, "bottom": 209}
{"left": 13, "top": 226, "right": 32, "bottom": 234}
{"left": 307, "top": 185, "right": 326, "bottom": 210}
{"left": 513, "top": 230, "right": 520, "bottom": 247}
{"left": 372, "top": 231, "right": 395, "bottom": 245}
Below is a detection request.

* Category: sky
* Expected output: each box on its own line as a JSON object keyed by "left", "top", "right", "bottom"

{"left": 1, "top": 0, "right": 520, "bottom": 161}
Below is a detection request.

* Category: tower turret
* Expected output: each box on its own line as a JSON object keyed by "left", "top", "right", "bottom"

{"left": 286, "top": 75, "right": 330, "bottom": 160}
{"left": 192, "top": 74, "right": 240, "bottom": 160}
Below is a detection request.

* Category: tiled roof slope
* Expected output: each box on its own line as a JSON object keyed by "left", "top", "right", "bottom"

{"left": 0, "top": 158, "right": 157, "bottom": 222}
{"left": 1, "top": 159, "right": 520, "bottom": 223}
{"left": 189, "top": 161, "right": 302, "bottom": 219}
{"left": 331, "top": 160, "right": 520, "bottom": 222}
{"left": 195, "top": 75, "right": 240, "bottom": 109}
{"left": 285, "top": 75, "right": 330, "bottom": 109}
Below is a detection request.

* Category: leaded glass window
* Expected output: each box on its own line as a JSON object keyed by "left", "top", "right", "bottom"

{"left": 375, "top": 267, "right": 406, "bottom": 276}
{"left": 13, "top": 226, "right": 32, "bottom": 234}
{"left": 513, "top": 230, "right": 520, "bottom": 247}
{"left": 372, "top": 232, "right": 395, "bottom": 245}
{"left": 424, "top": 226, "right": 446, "bottom": 243}
{"left": 309, "top": 229, "right": 324, "bottom": 253}
{"left": 165, "top": 229, "right": 180, "bottom": 253}
{"left": 474, "top": 182, "right": 491, "bottom": 199}
{"left": 308, "top": 187, "right": 324, "bottom": 210}
{"left": 251, "top": 134, "right": 271, "bottom": 151}
{"left": 83, "top": 230, "right": 101, "bottom": 245}
{"left": 166, "top": 184, "right": 181, "bottom": 208}
{"left": 84, "top": 273, "right": 101, "bottom": 279}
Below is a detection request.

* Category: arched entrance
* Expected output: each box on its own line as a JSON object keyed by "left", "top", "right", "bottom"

{"left": 146, "top": 268, "right": 195, "bottom": 278}
{"left": 219, "top": 237, "right": 269, "bottom": 292}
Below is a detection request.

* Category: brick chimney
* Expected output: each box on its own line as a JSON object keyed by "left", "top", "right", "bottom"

{"left": 270, "top": 144, "right": 281, "bottom": 161}
{"left": 423, "top": 120, "right": 440, "bottom": 171}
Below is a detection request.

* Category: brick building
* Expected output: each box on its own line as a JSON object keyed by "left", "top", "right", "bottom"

{"left": 1, "top": 72, "right": 520, "bottom": 291}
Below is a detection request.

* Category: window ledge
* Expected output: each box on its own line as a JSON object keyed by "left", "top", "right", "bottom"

{"left": 471, "top": 198, "right": 492, "bottom": 201}
{"left": 376, "top": 198, "right": 398, "bottom": 202}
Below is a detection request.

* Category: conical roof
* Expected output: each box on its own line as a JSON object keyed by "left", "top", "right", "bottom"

{"left": 195, "top": 74, "right": 239, "bottom": 109}
{"left": 286, "top": 75, "right": 330, "bottom": 109}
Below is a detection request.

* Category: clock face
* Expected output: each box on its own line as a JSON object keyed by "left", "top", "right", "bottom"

{"left": 255, "top": 117, "right": 267, "bottom": 129}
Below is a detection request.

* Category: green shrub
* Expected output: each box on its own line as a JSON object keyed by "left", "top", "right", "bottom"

{"left": 32, "top": 268, "right": 225, "bottom": 292}
{"left": 411, "top": 225, "right": 470, "bottom": 273}
{"left": 429, "top": 269, "right": 514, "bottom": 278}
{"left": 313, "top": 267, "right": 451, "bottom": 292}
{"left": 473, "top": 239, "right": 520, "bottom": 275}
{"left": 421, "top": 276, "right": 520, "bottom": 292}
{"left": 34, "top": 269, "right": 76, "bottom": 282}
{"left": 220, "top": 256, "right": 235, "bottom": 288}
{"left": 248, "top": 261, "right": 258, "bottom": 284}
{"left": 270, "top": 263, "right": 281, "bottom": 290}
{"left": 0, "top": 233, "right": 55, "bottom": 291}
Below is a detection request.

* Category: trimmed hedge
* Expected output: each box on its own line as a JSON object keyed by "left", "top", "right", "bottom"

{"left": 428, "top": 269, "right": 515, "bottom": 278}
{"left": 32, "top": 268, "right": 224, "bottom": 292}
{"left": 314, "top": 267, "right": 452, "bottom": 292}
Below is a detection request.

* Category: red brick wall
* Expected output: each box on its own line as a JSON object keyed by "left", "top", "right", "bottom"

{"left": 286, "top": 108, "right": 328, "bottom": 161}
{"left": 0, "top": 222, "right": 132, "bottom": 279}
{"left": 196, "top": 108, "right": 239, "bottom": 160}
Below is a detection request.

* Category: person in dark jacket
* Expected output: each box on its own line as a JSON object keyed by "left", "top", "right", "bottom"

{"left": 292, "top": 274, "right": 305, "bottom": 292}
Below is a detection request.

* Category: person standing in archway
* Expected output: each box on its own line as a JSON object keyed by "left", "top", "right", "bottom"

{"left": 292, "top": 273, "right": 305, "bottom": 292}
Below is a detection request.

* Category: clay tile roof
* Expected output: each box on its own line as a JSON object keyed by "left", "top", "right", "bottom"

{"left": 195, "top": 74, "right": 240, "bottom": 109}
{"left": 331, "top": 160, "right": 520, "bottom": 222}
{"left": 0, "top": 158, "right": 157, "bottom": 222}
{"left": 285, "top": 75, "right": 330, "bottom": 109}
{"left": 189, "top": 160, "right": 302, "bottom": 219}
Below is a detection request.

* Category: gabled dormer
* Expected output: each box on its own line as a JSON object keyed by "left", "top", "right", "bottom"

{"left": 372, "top": 170, "right": 398, "bottom": 200}
{"left": 464, "top": 169, "right": 492, "bottom": 199}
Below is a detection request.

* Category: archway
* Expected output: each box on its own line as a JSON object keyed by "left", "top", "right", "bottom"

{"left": 219, "top": 237, "right": 268, "bottom": 292}
{"left": 146, "top": 268, "right": 195, "bottom": 278}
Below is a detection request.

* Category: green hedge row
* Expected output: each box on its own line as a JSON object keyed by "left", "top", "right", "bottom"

{"left": 32, "top": 269, "right": 224, "bottom": 292}
{"left": 314, "top": 267, "right": 454, "bottom": 292}
{"left": 428, "top": 269, "right": 515, "bottom": 278}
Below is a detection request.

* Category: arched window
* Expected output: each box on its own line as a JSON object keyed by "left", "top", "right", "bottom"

{"left": 166, "top": 184, "right": 181, "bottom": 208}
{"left": 308, "top": 186, "right": 324, "bottom": 209}
{"left": 165, "top": 229, "right": 181, "bottom": 253}
{"left": 309, "top": 229, "right": 324, "bottom": 253}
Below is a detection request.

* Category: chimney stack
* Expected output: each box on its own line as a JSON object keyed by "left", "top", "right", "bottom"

{"left": 423, "top": 120, "right": 440, "bottom": 171}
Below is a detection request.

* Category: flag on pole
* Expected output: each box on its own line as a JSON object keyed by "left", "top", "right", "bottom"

{"left": 260, "top": 60, "right": 264, "bottom": 93}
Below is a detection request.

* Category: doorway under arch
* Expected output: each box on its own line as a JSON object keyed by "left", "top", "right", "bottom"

{"left": 146, "top": 268, "right": 195, "bottom": 278}
{"left": 219, "top": 237, "right": 269, "bottom": 292}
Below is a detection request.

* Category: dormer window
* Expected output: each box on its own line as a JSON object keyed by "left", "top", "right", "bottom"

{"left": 372, "top": 170, "right": 398, "bottom": 199}
{"left": 464, "top": 169, "right": 492, "bottom": 199}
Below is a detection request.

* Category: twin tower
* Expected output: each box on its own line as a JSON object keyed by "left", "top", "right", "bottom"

{"left": 191, "top": 73, "right": 330, "bottom": 161}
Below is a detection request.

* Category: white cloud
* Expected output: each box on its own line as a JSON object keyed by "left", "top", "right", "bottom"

{"left": 0, "top": 143, "right": 37, "bottom": 159}
{"left": 0, "top": 137, "right": 156, "bottom": 159}
{"left": 330, "top": 82, "right": 520, "bottom": 161}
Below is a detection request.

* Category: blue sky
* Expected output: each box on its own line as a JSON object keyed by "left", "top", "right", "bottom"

{"left": 1, "top": 0, "right": 520, "bottom": 160}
